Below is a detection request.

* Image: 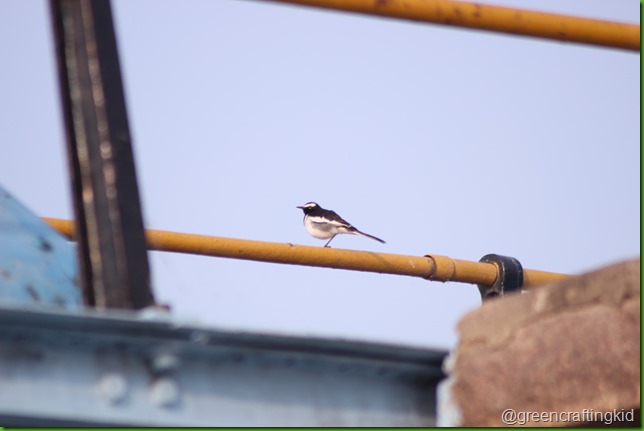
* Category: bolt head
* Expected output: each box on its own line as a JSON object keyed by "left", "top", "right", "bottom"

{"left": 150, "top": 377, "right": 181, "bottom": 408}
{"left": 98, "top": 373, "right": 128, "bottom": 405}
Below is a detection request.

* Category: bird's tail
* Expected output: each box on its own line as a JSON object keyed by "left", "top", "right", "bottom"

{"left": 354, "top": 229, "right": 386, "bottom": 244}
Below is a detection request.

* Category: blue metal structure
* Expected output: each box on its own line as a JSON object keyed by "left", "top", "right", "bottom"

{"left": 0, "top": 186, "right": 80, "bottom": 309}
{"left": 0, "top": 187, "right": 446, "bottom": 425}
{"left": 0, "top": 305, "right": 445, "bottom": 426}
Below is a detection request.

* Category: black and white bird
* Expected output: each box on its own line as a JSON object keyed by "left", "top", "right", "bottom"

{"left": 296, "top": 202, "right": 386, "bottom": 247}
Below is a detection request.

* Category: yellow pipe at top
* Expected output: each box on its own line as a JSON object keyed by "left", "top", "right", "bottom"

{"left": 264, "top": 0, "right": 640, "bottom": 52}
{"left": 43, "top": 217, "right": 568, "bottom": 289}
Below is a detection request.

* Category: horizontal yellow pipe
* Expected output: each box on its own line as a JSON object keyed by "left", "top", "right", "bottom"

{"left": 264, "top": 0, "right": 640, "bottom": 52}
{"left": 43, "top": 217, "right": 568, "bottom": 288}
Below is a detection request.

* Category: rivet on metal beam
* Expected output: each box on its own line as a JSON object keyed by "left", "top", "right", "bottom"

{"left": 97, "top": 372, "right": 129, "bottom": 405}
{"left": 149, "top": 377, "right": 182, "bottom": 408}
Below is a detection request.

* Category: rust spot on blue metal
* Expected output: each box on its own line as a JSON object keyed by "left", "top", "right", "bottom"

{"left": 26, "top": 284, "right": 41, "bottom": 302}
{"left": 38, "top": 237, "right": 53, "bottom": 252}
{"left": 0, "top": 267, "right": 11, "bottom": 279}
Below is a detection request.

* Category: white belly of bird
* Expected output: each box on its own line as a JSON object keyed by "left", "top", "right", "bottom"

{"left": 304, "top": 217, "right": 351, "bottom": 239}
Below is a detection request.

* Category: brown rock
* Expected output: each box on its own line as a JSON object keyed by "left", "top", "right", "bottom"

{"left": 449, "top": 259, "right": 640, "bottom": 427}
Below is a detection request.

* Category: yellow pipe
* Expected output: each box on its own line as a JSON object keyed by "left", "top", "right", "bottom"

{"left": 264, "top": 0, "right": 640, "bottom": 52}
{"left": 43, "top": 217, "right": 568, "bottom": 288}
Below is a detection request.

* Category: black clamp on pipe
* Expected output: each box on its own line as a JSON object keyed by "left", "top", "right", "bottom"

{"left": 477, "top": 254, "right": 523, "bottom": 300}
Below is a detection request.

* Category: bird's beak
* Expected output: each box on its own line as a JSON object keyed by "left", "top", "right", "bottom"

{"left": 296, "top": 206, "right": 303, "bottom": 209}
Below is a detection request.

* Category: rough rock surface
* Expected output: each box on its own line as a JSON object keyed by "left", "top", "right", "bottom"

{"left": 451, "top": 259, "right": 640, "bottom": 427}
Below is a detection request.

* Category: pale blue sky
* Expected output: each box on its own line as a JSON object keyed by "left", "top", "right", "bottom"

{"left": 1, "top": 0, "right": 639, "bottom": 348}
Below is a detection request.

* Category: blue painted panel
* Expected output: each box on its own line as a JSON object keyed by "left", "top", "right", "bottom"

{"left": 0, "top": 185, "right": 81, "bottom": 309}
{"left": 0, "top": 306, "right": 445, "bottom": 426}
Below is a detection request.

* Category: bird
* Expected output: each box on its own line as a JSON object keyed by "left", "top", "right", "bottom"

{"left": 296, "top": 202, "right": 385, "bottom": 247}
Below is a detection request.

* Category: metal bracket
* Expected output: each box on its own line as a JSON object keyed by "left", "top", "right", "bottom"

{"left": 477, "top": 254, "right": 523, "bottom": 300}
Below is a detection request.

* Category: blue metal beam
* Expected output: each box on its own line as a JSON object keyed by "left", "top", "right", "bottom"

{"left": 0, "top": 306, "right": 445, "bottom": 426}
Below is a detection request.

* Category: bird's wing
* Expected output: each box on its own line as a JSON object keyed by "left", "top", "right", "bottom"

{"left": 322, "top": 210, "right": 355, "bottom": 229}
{"left": 308, "top": 210, "right": 354, "bottom": 229}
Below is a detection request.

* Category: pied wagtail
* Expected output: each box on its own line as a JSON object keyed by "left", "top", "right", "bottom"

{"left": 297, "top": 202, "right": 386, "bottom": 247}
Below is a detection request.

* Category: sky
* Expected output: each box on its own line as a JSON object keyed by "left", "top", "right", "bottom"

{"left": 1, "top": 0, "right": 639, "bottom": 349}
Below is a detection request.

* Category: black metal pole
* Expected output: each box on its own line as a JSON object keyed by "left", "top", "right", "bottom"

{"left": 50, "top": 0, "right": 154, "bottom": 309}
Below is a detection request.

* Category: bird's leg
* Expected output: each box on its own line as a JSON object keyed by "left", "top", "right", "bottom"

{"left": 324, "top": 236, "right": 336, "bottom": 247}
